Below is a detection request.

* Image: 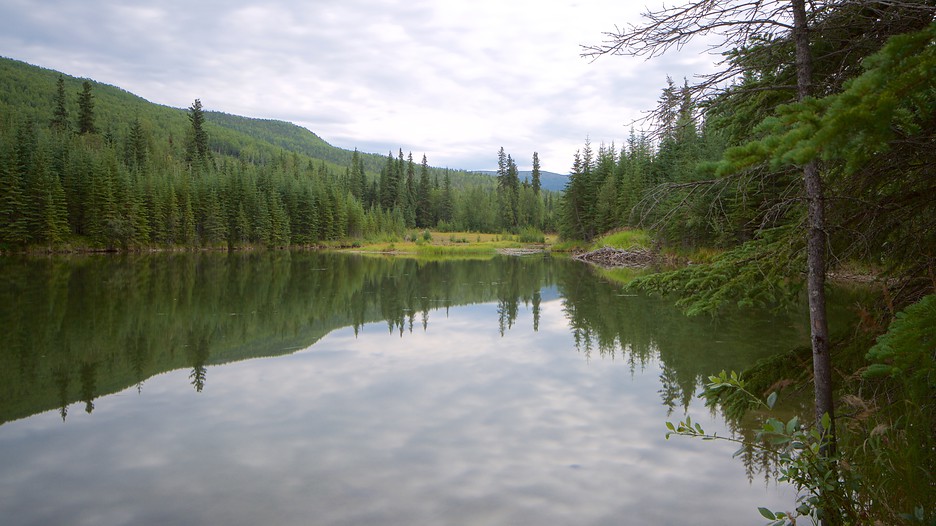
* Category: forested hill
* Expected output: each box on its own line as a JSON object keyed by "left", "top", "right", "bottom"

{"left": 1, "top": 56, "right": 557, "bottom": 252}
{"left": 0, "top": 56, "right": 481, "bottom": 182}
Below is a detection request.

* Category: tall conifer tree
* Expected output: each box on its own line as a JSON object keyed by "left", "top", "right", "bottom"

{"left": 76, "top": 81, "right": 96, "bottom": 135}
{"left": 50, "top": 76, "right": 70, "bottom": 132}
{"left": 531, "top": 152, "right": 541, "bottom": 195}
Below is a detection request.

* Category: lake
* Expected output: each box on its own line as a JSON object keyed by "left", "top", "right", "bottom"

{"left": 0, "top": 251, "right": 806, "bottom": 525}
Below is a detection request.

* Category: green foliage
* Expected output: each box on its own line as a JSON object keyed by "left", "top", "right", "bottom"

{"left": 865, "top": 294, "right": 936, "bottom": 382}
{"left": 591, "top": 229, "right": 650, "bottom": 250}
{"left": 0, "top": 57, "right": 560, "bottom": 251}
{"left": 185, "top": 99, "right": 210, "bottom": 165}
{"left": 669, "top": 375, "right": 858, "bottom": 525}
{"left": 75, "top": 81, "right": 96, "bottom": 135}
{"left": 517, "top": 226, "right": 545, "bottom": 244}
{"left": 716, "top": 23, "right": 936, "bottom": 178}
{"left": 630, "top": 227, "right": 802, "bottom": 315}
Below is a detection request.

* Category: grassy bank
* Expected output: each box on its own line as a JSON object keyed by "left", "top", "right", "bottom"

{"left": 333, "top": 230, "right": 557, "bottom": 258}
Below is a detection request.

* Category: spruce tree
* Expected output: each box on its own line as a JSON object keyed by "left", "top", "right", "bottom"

{"left": 186, "top": 99, "right": 210, "bottom": 165}
{"left": 0, "top": 142, "right": 27, "bottom": 246}
{"left": 531, "top": 152, "right": 541, "bottom": 195}
{"left": 440, "top": 171, "right": 454, "bottom": 223}
{"left": 50, "top": 76, "right": 70, "bottom": 132}
{"left": 76, "top": 81, "right": 96, "bottom": 135}
{"left": 416, "top": 154, "right": 432, "bottom": 228}
{"left": 125, "top": 118, "right": 148, "bottom": 170}
{"left": 349, "top": 149, "right": 365, "bottom": 201}
{"left": 402, "top": 152, "right": 416, "bottom": 228}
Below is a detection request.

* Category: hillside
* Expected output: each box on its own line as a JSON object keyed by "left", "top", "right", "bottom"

{"left": 0, "top": 56, "right": 494, "bottom": 186}
{"left": 0, "top": 56, "right": 557, "bottom": 251}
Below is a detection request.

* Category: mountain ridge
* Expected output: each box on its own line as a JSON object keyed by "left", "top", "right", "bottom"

{"left": 0, "top": 55, "right": 505, "bottom": 187}
{"left": 474, "top": 170, "right": 567, "bottom": 193}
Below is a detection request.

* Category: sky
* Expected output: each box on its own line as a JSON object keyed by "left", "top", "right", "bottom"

{"left": 0, "top": 0, "right": 720, "bottom": 173}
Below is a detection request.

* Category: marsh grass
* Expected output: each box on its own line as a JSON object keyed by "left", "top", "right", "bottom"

{"left": 591, "top": 229, "right": 651, "bottom": 250}
{"left": 336, "top": 230, "right": 555, "bottom": 259}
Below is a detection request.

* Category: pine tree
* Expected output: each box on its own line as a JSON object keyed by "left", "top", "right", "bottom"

{"left": 268, "top": 192, "right": 290, "bottom": 246}
{"left": 349, "top": 148, "right": 365, "bottom": 201}
{"left": 185, "top": 99, "right": 210, "bottom": 166}
{"left": 50, "top": 76, "right": 70, "bottom": 132}
{"left": 416, "top": 154, "right": 432, "bottom": 228}
{"left": 76, "top": 81, "right": 96, "bottom": 135}
{"left": 531, "top": 152, "right": 541, "bottom": 195}
{"left": 125, "top": 118, "right": 148, "bottom": 170}
{"left": 402, "top": 152, "right": 416, "bottom": 228}
{"left": 558, "top": 150, "right": 588, "bottom": 240}
{"left": 0, "top": 141, "right": 27, "bottom": 246}
{"left": 440, "top": 171, "right": 454, "bottom": 223}
{"left": 378, "top": 151, "right": 396, "bottom": 210}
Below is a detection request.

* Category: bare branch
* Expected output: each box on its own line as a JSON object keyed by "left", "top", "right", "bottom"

{"left": 581, "top": 0, "right": 796, "bottom": 62}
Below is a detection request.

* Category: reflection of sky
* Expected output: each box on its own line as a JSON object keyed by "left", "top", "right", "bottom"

{"left": 0, "top": 297, "right": 792, "bottom": 526}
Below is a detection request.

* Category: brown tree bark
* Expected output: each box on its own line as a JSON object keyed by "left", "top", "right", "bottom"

{"left": 791, "top": 0, "right": 836, "bottom": 451}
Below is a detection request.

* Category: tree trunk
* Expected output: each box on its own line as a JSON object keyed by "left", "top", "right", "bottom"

{"left": 792, "top": 0, "right": 837, "bottom": 522}
{"left": 791, "top": 0, "right": 835, "bottom": 437}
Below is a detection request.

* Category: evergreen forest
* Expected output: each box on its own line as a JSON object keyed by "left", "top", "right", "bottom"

{"left": 553, "top": 3, "right": 934, "bottom": 524}
{"left": 0, "top": 57, "right": 556, "bottom": 253}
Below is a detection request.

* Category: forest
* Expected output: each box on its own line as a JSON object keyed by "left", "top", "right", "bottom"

{"left": 0, "top": 57, "right": 556, "bottom": 253}
{"left": 1, "top": 0, "right": 934, "bottom": 522}
{"left": 551, "top": 2, "right": 933, "bottom": 524}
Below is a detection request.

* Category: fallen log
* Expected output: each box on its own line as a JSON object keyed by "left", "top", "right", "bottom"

{"left": 572, "top": 246, "right": 656, "bottom": 268}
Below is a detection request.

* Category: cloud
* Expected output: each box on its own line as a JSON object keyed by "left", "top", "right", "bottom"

{"left": 0, "top": 297, "right": 794, "bottom": 525}
{"left": 0, "top": 0, "right": 721, "bottom": 172}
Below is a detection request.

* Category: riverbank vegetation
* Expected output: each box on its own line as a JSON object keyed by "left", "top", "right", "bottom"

{"left": 332, "top": 229, "right": 554, "bottom": 259}
{"left": 556, "top": 3, "right": 934, "bottom": 523}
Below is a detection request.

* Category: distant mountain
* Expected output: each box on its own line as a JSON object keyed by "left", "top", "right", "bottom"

{"left": 474, "top": 170, "right": 567, "bottom": 192}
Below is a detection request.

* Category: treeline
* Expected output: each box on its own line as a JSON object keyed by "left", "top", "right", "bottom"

{"left": 559, "top": 12, "right": 935, "bottom": 303}
{"left": 0, "top": 59, "right": 554, "bottom": 251}
{"left": 558, "top": 83, "right": 724, "bottom": 245}
{"left": 0, "top": 64, "right": 555, "bottom": 252}
{"left": 557, "top": 4, "right": 935, "bottom": 522}
{"left": 365, "top": 147, "right": 555, "bottom": 234}
{"left": 0, "top": 94, "right": 410, "bottom": 251}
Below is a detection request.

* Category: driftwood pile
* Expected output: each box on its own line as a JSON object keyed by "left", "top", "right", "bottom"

{"left": 572, "top": 246, "right": 656, "bottom": 268}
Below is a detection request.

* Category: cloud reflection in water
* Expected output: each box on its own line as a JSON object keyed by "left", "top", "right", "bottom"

{"left": 0, "top": 297, "right": 791, "bottom": 526}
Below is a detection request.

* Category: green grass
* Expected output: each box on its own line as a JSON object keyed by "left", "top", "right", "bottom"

{"left": 333, "top": 229, "right": 557, "bottom": 260}
{"left": 415, "top": 244, "right": 498, "bottom": 257}
{"left": 591, "top": 229, "right": 651, "bottom": 250}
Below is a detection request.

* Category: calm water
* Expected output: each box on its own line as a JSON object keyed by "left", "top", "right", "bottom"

{"left": 0, "top": 252, "right": 809, "bottom": 525}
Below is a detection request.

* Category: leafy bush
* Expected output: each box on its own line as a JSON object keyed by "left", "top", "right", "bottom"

{"left": 518, "top": 227, "right": 545, "bottom": 243}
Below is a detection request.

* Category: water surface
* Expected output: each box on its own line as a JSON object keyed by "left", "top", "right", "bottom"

{"left": 0, "top": 252, "right": 805, "bottom": 525}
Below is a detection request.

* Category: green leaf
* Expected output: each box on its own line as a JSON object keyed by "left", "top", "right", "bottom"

{"left": 758, "top": 507, "right": 777, "bottom": 520}
{"left": 766, "top": 391, "right": 778, "bottom": 409}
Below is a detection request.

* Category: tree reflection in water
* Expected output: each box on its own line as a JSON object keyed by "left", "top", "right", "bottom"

{"left": 1, "top": 250, "right": 806, "bottom": 457}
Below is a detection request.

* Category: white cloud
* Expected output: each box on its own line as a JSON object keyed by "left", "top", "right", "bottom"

{"left": 0, "top": 0, "right": 722, "bottom": 172}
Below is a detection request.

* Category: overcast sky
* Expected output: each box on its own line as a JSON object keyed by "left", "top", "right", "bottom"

{"left": 0, "top": 0, "right": 719, "bottom": 173}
